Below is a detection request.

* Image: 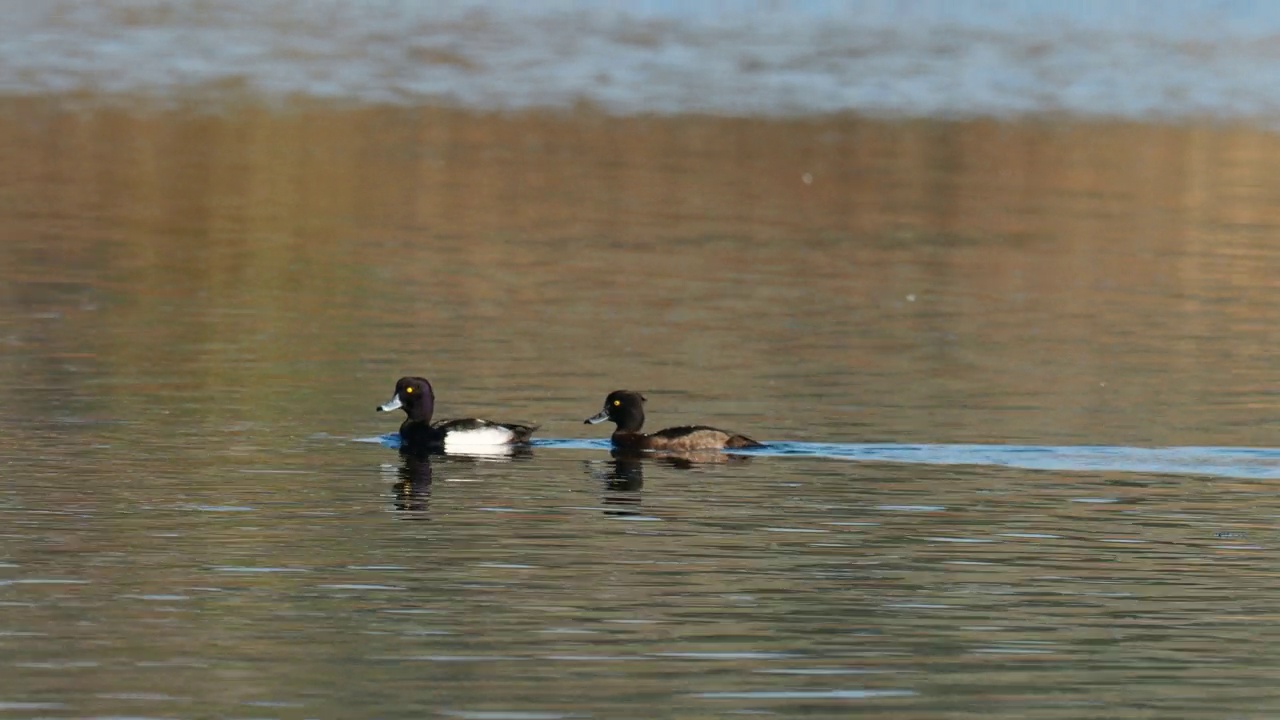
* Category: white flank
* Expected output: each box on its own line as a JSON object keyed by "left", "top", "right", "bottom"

{"left": 442, "top": 426, "right": 515, "bottom": 451}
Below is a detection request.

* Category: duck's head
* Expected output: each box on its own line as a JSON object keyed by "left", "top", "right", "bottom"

{"left": 584, "top": 390, "right": 646, "bottom": 432}
{"left": 377, "top": 376, "right": 436, "bottom": 422}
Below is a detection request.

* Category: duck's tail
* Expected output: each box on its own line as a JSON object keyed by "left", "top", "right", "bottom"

{"left": 506, "top": 423, "right": 540, "bottom": 444}
{"left": 725, "top": 434, "right": 764, "bottom": 449}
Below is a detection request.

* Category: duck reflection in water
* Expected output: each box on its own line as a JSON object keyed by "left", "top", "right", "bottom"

{"left": 390, "top": 445, "right": 534, "bottom": 517}
{"left": 598, "top": 450, "right": 645, "bottom": 516}
{"left": 593, "top": 448, "right": 754, "bottom": 516}
{"left": 392, "top": 452, "right": 434, "bottom": 515}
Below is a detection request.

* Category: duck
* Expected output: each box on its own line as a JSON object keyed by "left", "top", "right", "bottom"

{"left": 583, "top": 390, "right": 763, "bottom": 451}
{"left": 376, "top": 376, "right": 537, "bottom": 452}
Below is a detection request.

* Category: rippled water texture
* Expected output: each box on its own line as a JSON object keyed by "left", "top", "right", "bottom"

{"left": 6, "top": 4, "right": 1280, "bottom": 718}
{"left": 6, "top": 102, "right": 1280, "bottom": 718}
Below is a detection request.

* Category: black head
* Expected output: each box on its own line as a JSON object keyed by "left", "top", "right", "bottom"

{"left": 376, "top": 376, "right": 436, "bottom": 423}
{"left": 584, "top": 390, "right": 647, "bottom": 433}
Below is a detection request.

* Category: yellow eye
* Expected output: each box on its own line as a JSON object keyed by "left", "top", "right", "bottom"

{"left": 612, "top": 399, "right": 621, "bottom": 406}
{"left": 405, "top": 387, "right": 413, "bottom": 394}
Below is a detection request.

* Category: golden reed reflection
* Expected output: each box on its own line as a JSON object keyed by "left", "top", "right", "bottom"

{"left": 4, "top": 97, "right": 1280, "bottom": 446}
{"left": 5, "top": 98, "right": 1280, "bottom": 251}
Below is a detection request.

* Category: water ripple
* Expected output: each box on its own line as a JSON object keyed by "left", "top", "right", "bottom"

{"left": 529, "top": 439, "right": 1280, "bottom": 479}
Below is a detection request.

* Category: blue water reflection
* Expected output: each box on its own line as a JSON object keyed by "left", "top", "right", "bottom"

{"left": 361, "top": 435, "right": 1280, "bottom": 479}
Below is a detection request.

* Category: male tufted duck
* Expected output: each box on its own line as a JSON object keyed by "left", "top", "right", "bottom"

{"left": 377, "top": 376, "right": 537, "bottom": 452}
{"left": 584, "top": 390, "right": 763, "bottom": 451}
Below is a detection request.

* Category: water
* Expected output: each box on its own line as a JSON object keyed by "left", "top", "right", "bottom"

{"left": 7, "top": 108, "right": 1280, "bottom": 717}
{"left": 6, "top": 4, "right": 1280, "bottom": 717}
{"left": 380, "top": 437, "right": 1280, "bottom": 480}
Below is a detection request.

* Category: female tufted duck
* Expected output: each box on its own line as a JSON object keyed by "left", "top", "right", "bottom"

{"left": 377, "top": 376, "right": 537, "bottom": 452}
{"left": 584, "top": 390, "right": 763, "bottom": 451}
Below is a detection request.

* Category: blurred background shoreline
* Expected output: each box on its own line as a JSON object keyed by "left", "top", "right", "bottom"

{"left": 7, "top": 0, "right": 1280, "bottom": 122}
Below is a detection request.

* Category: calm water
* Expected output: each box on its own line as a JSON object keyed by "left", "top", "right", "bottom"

{"left": 6, "top": 5, "right": 1280, "bottom": 717}
{"left": 4, "top": 105, "right": 1280, "bottom": 718}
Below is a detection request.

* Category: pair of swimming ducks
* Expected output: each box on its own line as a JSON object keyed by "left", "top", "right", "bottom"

{"left": 377, "top": 376, "right": 762, "bottom": 453}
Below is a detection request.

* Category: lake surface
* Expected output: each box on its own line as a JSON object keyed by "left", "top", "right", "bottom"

{"left": 6, "top": 104, "right": 1280, "bottom": 719}
{"left": 6, "top": 3, "right": 1280, "bottom": 718}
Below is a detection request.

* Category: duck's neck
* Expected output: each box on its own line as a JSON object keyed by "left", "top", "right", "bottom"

{"left": 611, "top": 430, "right": 647, "bottom": 449}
